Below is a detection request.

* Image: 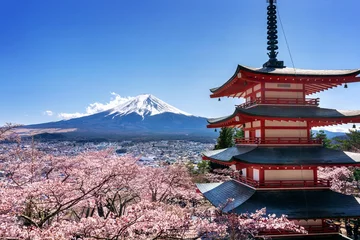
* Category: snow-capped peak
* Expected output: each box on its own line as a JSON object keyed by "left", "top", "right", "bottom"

{"left": 108, "top": 94, "right": 192, "bottom": 118}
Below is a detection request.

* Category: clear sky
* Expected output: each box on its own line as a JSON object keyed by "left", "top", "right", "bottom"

{"left": 1, "top": 0, "right": 360, "bottom": 131}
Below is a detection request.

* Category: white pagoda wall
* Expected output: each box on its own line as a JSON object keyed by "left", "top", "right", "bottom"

{"left": 264, "top": 83, "right": 304, "bottom": 99}
{"left": 265, "top": 129, "right": 308, "bottom": 138}
{"left": 264, "top": 170, "right": 313, "bottom": 181}
{"left": 265, "top": 91, "right": 303, "bottom": 99}
{"left": 265, "top": 120, "right": 307, "bottom": 127}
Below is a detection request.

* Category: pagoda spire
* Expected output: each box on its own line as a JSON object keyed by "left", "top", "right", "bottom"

{"left": 263, "top": 0, "right": 285, "bottom": 68}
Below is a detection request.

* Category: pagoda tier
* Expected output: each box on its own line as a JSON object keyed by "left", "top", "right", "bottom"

{"left": 207, "top": 105, "right": 360, "bottom": 146}
{"left": 202, "top": 146, "right": 360, "bottom": 189}
{"left": 197, "top": 180, "right": 360, "bottom": 220}
{"left": 202, "top": 146, "right": 360, "bottom": 167}
{"left": 208, "top": 105, "right": 360, "bottom": 128}
{"left": 210, "top": 65, "right": 360, "bottom": 98}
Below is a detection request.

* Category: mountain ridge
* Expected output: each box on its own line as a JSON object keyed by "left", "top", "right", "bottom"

{"left": 23, "top": 94, "right": 215, "bottom": 139}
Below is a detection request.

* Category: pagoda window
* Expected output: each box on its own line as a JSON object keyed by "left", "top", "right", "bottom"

{"left": 255, "top": 129, "right": 261, "bottom": 138}
{"left": 264, "top": 169, "right": 314, "bottom": 181}
{"left": 256, "top": 92, "right": 261, "bottom": 98}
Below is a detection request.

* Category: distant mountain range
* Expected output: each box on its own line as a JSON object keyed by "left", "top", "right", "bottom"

{"left": 23, "top": 94, "right": 216, "bottom": 140}
{"left": 312, "top": 130, "right": 346, "bottom": 139}
{"left": 19, "top": 94, "right": 350, "bottom": 141}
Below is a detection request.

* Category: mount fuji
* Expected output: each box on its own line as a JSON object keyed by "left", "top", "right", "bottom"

{"left": 24, "top": 94, "right": 215, "bottom": 140}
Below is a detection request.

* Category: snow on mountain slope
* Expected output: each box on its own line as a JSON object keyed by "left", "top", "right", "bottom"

{"left": 108, "top": 94, "right": 192, "bottom": 119}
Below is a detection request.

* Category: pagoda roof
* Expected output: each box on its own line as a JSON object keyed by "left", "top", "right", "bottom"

{"left": 197, "top": 180, "right": 360, "bottom": 219}
{"left": 203, "top": 146, "right": 360, "bottom": 166}
{"left": 237, "top": 65, "right": 360, "bottom": 77}
{"left": 207, "top": 106, "right": 360, "bottom": 128}
{"left": 210, "top": 65, "right": 360, "bottom": 98}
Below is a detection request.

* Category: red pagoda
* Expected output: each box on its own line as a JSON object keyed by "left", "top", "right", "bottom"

{"left": 198, "top": 0, "right": 360, "bottom": 239}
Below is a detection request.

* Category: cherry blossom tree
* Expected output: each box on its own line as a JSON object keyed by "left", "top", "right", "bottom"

{"left": 318, "top": 166, "right": 358, "bottom": 195}
{"left": 0, "top": 125, "right": 304, "bottom": 239}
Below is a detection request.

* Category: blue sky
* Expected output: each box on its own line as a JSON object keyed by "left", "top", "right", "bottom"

{"left": 1, "top": 0, "right": 360, "bottom": 131}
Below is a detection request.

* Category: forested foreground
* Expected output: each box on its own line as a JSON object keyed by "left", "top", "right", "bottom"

{"left": 0, "top": 125, "right": 305, "bottom": 239}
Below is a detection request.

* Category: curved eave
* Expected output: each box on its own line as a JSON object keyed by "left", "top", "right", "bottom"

{"left": 199, "top": 180, "right": 360, "bottom": 219}
{"left": 209, "top": 65, "right": 244, "bottom": 98}
{"left": 203, "top": 146, "right": 360, "bottom": 167}
{"left": 210, "top": 65, "right": 360, "bottom": 98}
{"left": 207, "top": 106, "right": 360, "bottom": 128}
{"left": 238, "top": 65, "right": 360, "bottom": 77}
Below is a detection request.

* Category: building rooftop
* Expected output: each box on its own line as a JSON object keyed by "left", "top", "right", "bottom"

{"left": 203, "top": 146, "right": 360, "bottom": 166}
{"left": 239, "top": 65, "right": 360, "bottom": 77}
{"left": 197, "top": 180, "right": 360, "bottom": 219}
{"left": 210, "top": 65, "right": 360, "bottom": 97}
{"left": 207, "top": 106, "right": 360, "bottom": 126}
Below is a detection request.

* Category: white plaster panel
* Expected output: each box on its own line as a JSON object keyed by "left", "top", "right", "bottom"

{"left": 255, "top": 129, "right": 261, "bottom": 138}
{"left": 265, "top": 120, "right": 307, "bottom": 127}
{"left": 264, "top": 170, "right": 314, "bottom": 181}
{"left": 265, "top": 83, "right": 303, "bottom": 90}
{"left": 253, "top": 84, "right": 261, "bottom": 91}
{"left": 264, "top": 91, "right": 304, "bottom": 99}
{"left": 252, "top": 121, "right": 261, "bottom": 128}
{"left": 265, "top": 129, "right": 308, "bottom": 138}
{"left": 253, "top": 169, "right": 260, "bottom": 181}
{"left": 245, "top": 131, "right": 249, "bottom": 138}
{"left": 242, "top": 168, "right": 247, "bottom": 177}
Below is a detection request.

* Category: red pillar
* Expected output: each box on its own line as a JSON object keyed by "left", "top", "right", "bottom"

{"left": 260, "top": 169, "right": 265, "bottom": 183}
{"left": 313, "top": 167, "right": 318, "bottom": 182}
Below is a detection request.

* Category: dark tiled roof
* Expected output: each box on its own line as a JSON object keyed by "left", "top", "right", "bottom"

{"left": 210, "top": 65, "right": 242, "bottom": 93}
{"left": 199, "top": 181, "right": 360, "bottom": 219}
{"left": 203, "top": 146, "right": 360, "bottom": 166}
{"left": 207, "top": 106, "right": 360, "bottom": 124}
{"left": 203, "top": 146, "right": 256, "bottom": 162}
{"left": 210, "top": 65, "right": 360, "bottom": 94}
{"left": 199, "top": 180, "right": 255, "bottom": 212}
{"left": 233, "top": 147, "right": 360, "bottom": 165}
{"left": 239, "top": 65, "right": 360, "bottom": 77}
{"left": 239, "top": 106, "right": 360, "bottom": 118}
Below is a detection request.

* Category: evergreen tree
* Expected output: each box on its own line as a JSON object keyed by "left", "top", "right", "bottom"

{"left": 340, "top": 129, "right": 360, "bottom": 152}
{"left": 234, "top": 128, "right": 244, "bottom": 139}
{"left": 214, "top": 127, "right": 235, "bottom": 150}
{"left": 315, "top": 130, "right": 333, "bottom": 148}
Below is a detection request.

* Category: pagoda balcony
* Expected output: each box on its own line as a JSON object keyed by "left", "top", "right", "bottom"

{"left": 259, "top": 223, "right": 339, "bottom": 236}
{"left": 231, "top": 174, "right": 330, "bottom": 189}
{"left": 235, "top": 137, "right": 323, "bottom": 145}
{"left": 236, "top": 97, "right": 320, "bottom": 109}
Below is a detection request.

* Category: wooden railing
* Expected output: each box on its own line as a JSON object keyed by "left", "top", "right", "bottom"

{"left": 259, "top": 224, "right": 339, "bottom": 236}
{"left": 231, "top": 174, "right": 330, "bottom": 189}
{"left": 236, "top": 97, "right": 320, "bottom": 109}
{"left": 230, "top": 173, "right": 259, "bottom": 187}
{"left": 258, "top": 179, "right": 330, "bottom": 188}
{"left": 304, "top": 224, "right": 339, "bottom": 233}
{"left": 235, "top": 137, "right": 323, "bottom": 145}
